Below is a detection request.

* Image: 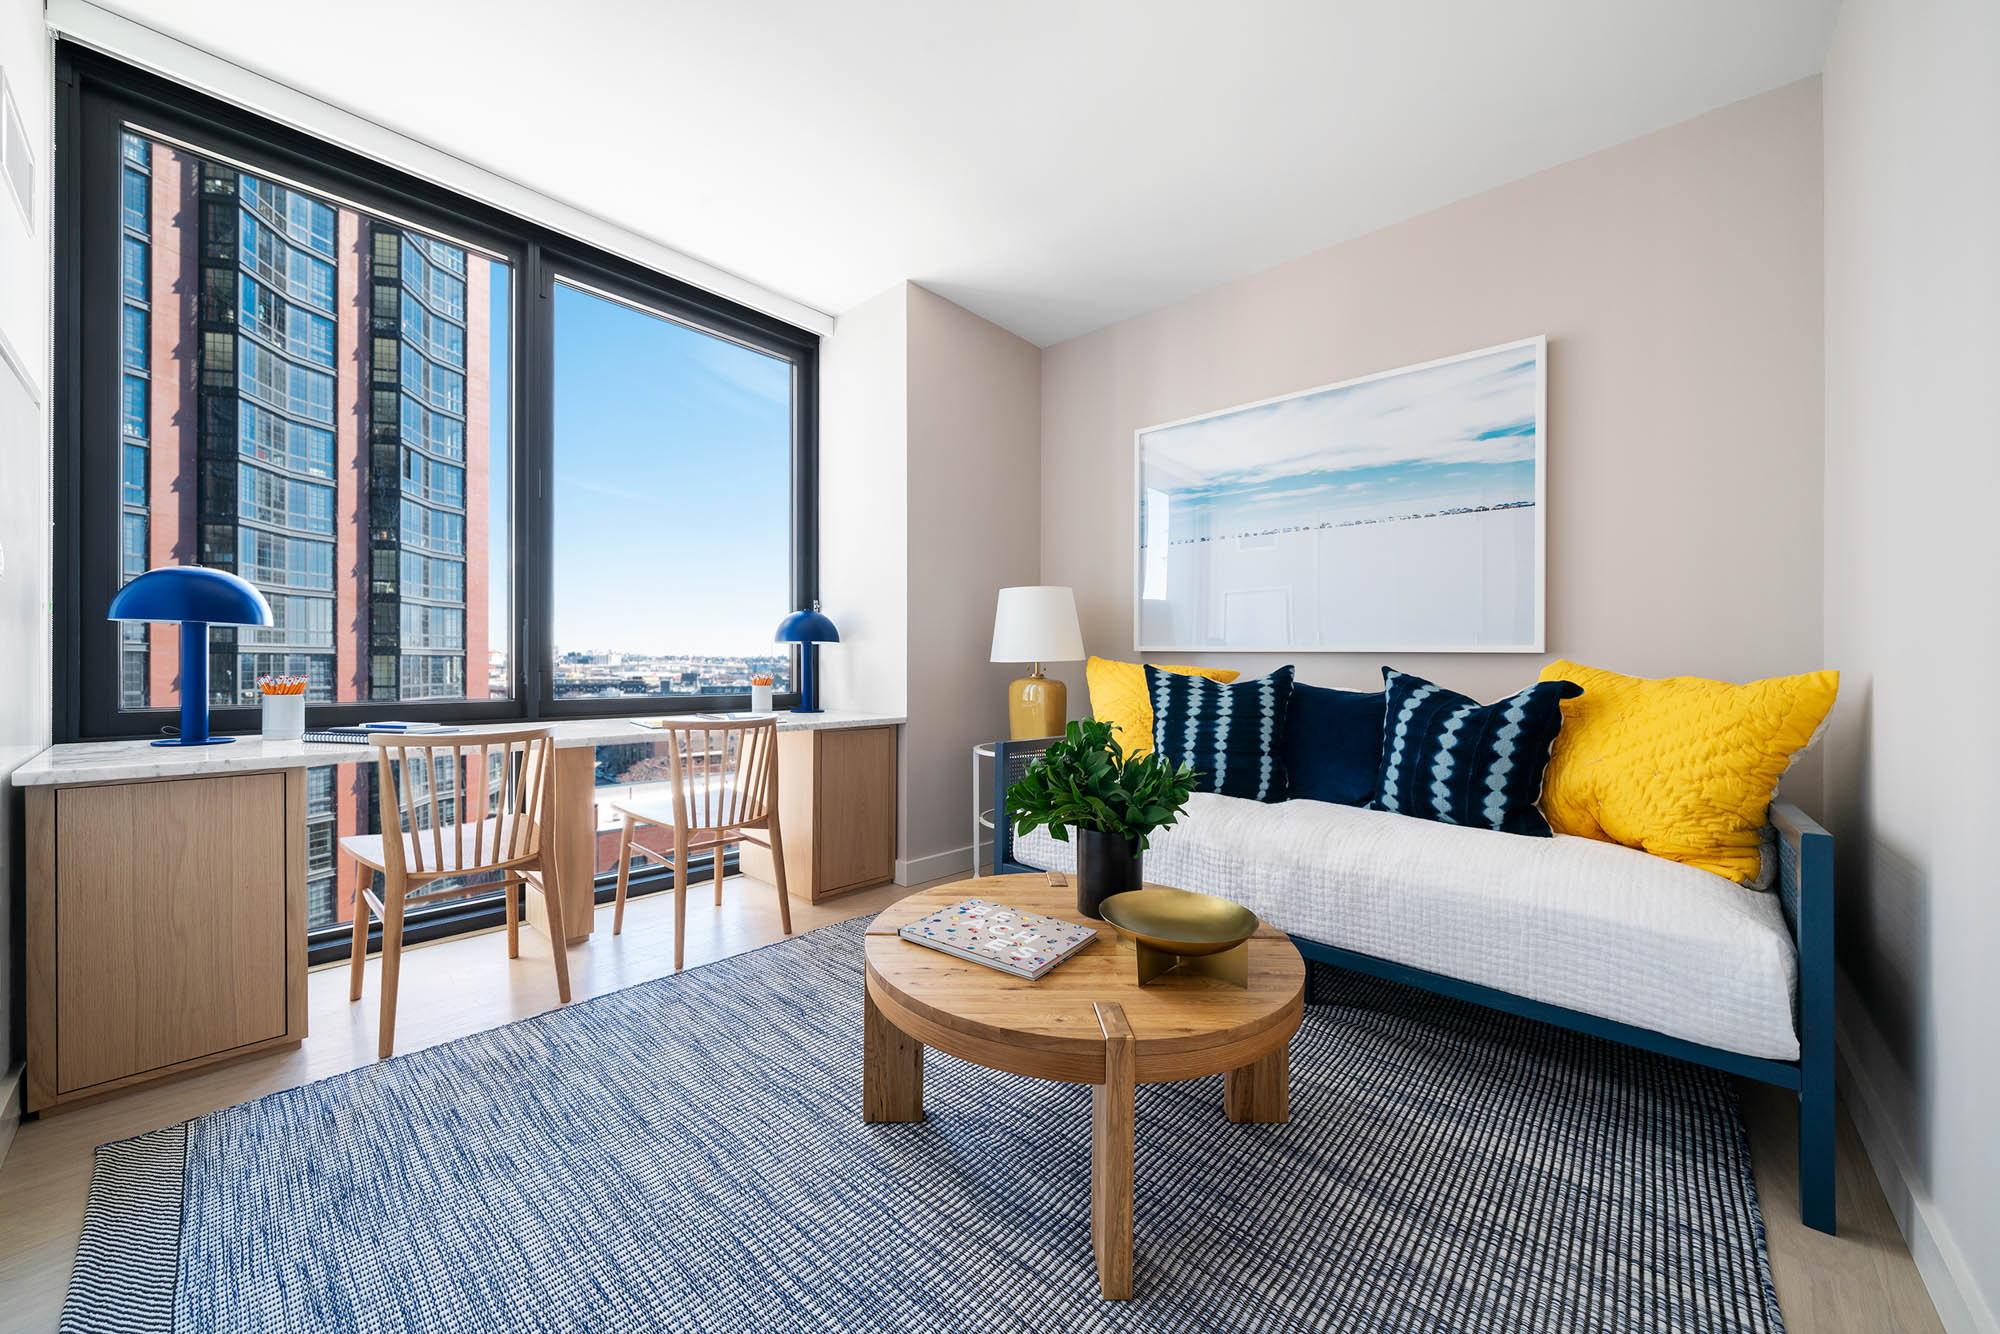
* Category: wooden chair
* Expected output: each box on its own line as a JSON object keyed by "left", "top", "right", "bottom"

{"left": 344, "top": 727, "right": 571, "bottom": 1058}
{"left": 611, "top": 717, "right": 791, "bottom": 970}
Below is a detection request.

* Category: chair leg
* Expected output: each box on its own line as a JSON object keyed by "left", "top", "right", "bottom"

{"left": 764, "top": 818, "right": 794, "bottom": 937}
{"left": 348, "top": 861, "right": 372, "bottom": 1002}
{"left": 539, "top": 852, "right": 572, "bottom": 1006}
{"left": 614, "top": 813, "right": 634, "bottom": 936}
{"left": 377, "top": 873, "right": 407, "bottom": 1060}
{"left": 714, "top": 838, "right": 726, "bottom": 906}
{"left": 504, "top": 867, "right": 521, "bottom": 960}
{"left": 673, "top": 827, "right": 691, "bottom": 971}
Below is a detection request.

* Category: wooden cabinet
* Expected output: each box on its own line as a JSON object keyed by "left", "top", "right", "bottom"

{"left": 739, "top": 725, "right": 898, "bottom": 902}
{"left": 26, "top": 770, "right": 307, "bottom": 1113}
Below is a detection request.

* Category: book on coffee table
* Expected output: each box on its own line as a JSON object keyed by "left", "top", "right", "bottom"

{"left": 897, "top": 898, "right": 1098, "bottom": 980}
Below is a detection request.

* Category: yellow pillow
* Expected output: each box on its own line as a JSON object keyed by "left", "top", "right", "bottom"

{"left": 1085, "top": 656, "right": 1239, "bottom": 757}
{"left": 1537, "top": 660, "right": 1838, "bottom": 883}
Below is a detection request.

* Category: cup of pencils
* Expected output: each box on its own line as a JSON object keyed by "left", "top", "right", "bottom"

{"left": 750, "top": 674, "right": 774, "bottom": 713}
{"left": 258, "top": 675, "right": 307, "bottom": 742}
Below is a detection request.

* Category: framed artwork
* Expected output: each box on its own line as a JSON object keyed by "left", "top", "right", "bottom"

{"left": 1134, "top": 335, "right": 1546, "bottom": 653}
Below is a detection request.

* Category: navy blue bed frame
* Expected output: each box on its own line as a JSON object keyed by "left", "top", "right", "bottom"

{"left": 990, "top": 739, "right": 1837, "bottom": 1235}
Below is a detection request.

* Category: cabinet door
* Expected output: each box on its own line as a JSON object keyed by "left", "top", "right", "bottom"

{"left": 55, "top": 773, "right": 291, "bottom": 1093}
{"left": 815, "top": 726, "right": 898, "bottom": 893}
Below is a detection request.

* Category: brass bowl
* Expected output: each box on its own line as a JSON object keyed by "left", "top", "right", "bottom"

{"left": 1097, "top": 887, "right": 1259, "bottom": 957}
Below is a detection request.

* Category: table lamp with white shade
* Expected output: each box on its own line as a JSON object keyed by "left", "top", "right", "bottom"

{"left": 990, "top": 585, "right": 1085, "bottom": 741}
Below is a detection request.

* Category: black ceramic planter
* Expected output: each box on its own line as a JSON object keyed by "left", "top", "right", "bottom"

{"left": 1074, "top": 828, "right": 1142, "bottom": 919}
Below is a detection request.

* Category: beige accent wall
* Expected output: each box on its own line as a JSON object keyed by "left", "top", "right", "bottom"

{"left": 1822, "top": 2, "right": 2000, "bottom": 1329}
{"left": 904, "top": 286, "right": 1042, "bottom": 879}
{"left": 1039, "top": 79, "right": 1827, "bottom": 805}
{"left": 820, "top": 282, "right": 1041, "bottom": 878}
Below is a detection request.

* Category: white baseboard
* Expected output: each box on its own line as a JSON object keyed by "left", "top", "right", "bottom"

{"left": 1835, "top": 969, "right": 1998, "bottom": 1334}
{"left": 0, "top": 1063, "right": 22, "bottom": 1169}
{"left": 895, "top": 843, "right": 976, "bottom": 886}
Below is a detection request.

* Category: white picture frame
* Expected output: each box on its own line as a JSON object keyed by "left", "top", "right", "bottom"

{"left": 1133, "top": 335, "right": 1547, "bottom": 654}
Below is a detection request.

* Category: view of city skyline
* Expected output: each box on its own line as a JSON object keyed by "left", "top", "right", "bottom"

{"left": 112, "top": 128, "right": 798, "bottom": 930}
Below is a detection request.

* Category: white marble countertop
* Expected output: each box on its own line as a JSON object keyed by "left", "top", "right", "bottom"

{"left": 10, "top": 710, "right": 906, "bottom": 787}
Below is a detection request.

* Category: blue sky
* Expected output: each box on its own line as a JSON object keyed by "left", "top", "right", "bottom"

{"left": 1140, "top": 343, "right": 1540, "bottom": 537}
{"left": 548, "top": 282, "right": 794, "bottom": 656}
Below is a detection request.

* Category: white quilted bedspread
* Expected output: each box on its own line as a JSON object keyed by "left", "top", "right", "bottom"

{"left": 1009, "top": 793, "right": 1800, "bottom": 1061}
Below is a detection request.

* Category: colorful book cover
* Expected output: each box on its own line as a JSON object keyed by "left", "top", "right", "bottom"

{"left": 897, "top": 898, "right": 1098, "bottom": 980}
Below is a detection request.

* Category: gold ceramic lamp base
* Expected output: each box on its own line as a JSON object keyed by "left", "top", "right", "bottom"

{"left": 1099, "top": 887, "right": 1261, "bottom": 990}
{"left": 1008, "top": 666, "right": 1068, "bottom": 740}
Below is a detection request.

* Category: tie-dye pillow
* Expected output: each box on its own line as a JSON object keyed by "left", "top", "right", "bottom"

{"left": 1144, "top": 665, "right": 1294, "bottom": 803}
{"left": 1372, "top": 668, "right": 1582, "bottom": 837}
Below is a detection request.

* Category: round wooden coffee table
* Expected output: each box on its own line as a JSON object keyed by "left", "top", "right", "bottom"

{"left": 863, "top": 873, "right": 1305, "bottom": 1300}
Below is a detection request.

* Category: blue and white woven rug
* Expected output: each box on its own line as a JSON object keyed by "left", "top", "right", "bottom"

{"left": 63, "top": 918, "right": 1784, "bottom": 1333}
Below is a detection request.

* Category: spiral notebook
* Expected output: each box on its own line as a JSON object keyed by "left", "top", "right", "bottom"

{"left": 897, "top": 898, "right": 1098, "bottom": 980}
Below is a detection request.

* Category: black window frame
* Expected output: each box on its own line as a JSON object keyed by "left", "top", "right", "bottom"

{"left": 53, "top": 44, "right": 820, "bottom": 745}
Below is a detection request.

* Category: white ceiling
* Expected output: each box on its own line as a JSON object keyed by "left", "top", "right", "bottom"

{"left": 96, "top": 0, "right": 1838, "bottom": 346}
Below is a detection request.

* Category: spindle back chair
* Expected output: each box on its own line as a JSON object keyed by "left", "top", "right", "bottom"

{"left": 343, "top": 727, "right": 571, "bottom": 1057}
{"left": 610, "top": 717, "right": 791, "bottom": 970}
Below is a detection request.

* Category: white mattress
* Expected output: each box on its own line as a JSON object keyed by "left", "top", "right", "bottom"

{"left": 1010, "top": 793, "right": 1800, "bottom": 1061}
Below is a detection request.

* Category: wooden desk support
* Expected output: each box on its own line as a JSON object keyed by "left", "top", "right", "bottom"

{"left": 25, "top": 770, "right": 308, "bottom": 1114}
{"left": 738, "top": 725, "right": 897, "bottom": 901}
{"left": 524, "top": 745, "right": 600, "bottom": 946}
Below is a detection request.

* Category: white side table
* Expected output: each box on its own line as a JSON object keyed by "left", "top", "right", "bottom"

{"left": 972, "top": 742, "right": 998, "bottom": 877}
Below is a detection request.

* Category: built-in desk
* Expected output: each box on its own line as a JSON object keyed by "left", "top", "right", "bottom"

{"left": 14, "top": 711, "right": 902, "bottom": 1113}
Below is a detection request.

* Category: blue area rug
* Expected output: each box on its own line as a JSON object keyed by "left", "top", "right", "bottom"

{"left": 63, "top": 917, "right": 1784, "bottom": 1332}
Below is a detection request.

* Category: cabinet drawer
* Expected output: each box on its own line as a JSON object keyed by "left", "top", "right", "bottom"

{"left": 54, "top": 773, "right": 291, "bottom": 1093}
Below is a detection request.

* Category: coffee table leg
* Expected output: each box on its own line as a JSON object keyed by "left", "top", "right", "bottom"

{"left": 863, "top": 982, "right": 924, "bottom": 1122}
{"left": 1091, "top": 1001, "right": 1135, "bottom": 1300}
{"left": 1224, "top": 1044, "right": 1290, "bottom": 1124}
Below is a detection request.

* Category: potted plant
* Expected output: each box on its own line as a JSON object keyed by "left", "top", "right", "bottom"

{"left": 1006, "top": 718, "right": 1198, "bottom": 918}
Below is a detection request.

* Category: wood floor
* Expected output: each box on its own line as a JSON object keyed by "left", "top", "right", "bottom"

{"left": 0, "top": 872, "right": 1945, "bottom": 1334}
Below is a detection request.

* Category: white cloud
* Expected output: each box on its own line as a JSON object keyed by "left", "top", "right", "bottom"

{"left": 1140, "top": 343, "right": 1539, "bottom": 487}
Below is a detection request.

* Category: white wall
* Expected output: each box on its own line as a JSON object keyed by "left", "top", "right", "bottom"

{"left": 1822, "top": 2, "right": 2000, "bottom": 1330}
{"left": 818, "top": 283, "right": 910, "bottom": 730}
{"left": 0, "top": 0, "right": 52, "bottom": 1166}
{"left": 1039, "top": 80, "right": 1829, "bottom": 807}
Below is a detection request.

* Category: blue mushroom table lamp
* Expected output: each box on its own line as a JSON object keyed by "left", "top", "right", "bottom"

{"left": 774, "top": 603, "right": 839, "bottom": 714}
{"left": 108, "top": 566, "right": 273, "bottom": 746}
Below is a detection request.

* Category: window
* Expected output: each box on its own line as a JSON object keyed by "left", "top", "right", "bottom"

{"left": 239, "top": 462, "right": 335, "bottom": 533}
{"left": 551, "top": 281, "right": 796, "bottom": 697}
{"left": 121, "top": 166, "right": 148, "bottom": 231}
{"left": 122, "top": 305, "right": 147, "bottom": 368}
{"left": 58, "top": 49, "right": 815, "bottom": 961}
{"left": 240, "top": 401, "right": 335, "bottom": 477}
{"left": 121, "top": 375, "right": 147, "bottom": 438}
{"left": 120, "top": 512, "right": 147, "bottom": 581}
{"left": 122, "top": 443, "right": 147, "bottom": 505}
{"left": 121, "top": 235, "right": 147, "bottom": 300}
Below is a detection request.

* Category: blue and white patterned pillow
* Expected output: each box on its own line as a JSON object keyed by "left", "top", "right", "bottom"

{"left": 1373, "top": 668, "right": 1582, "bottom": 837}
{"left": 1145, "top": 665, "right": 1294, "bottom": 802}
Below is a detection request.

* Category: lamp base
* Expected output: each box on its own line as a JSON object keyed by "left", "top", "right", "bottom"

{"left": 152, "top": 735, "right": 238, "bottom": 747}
{"left": 1007, "top": 674, "right": 1067, "bottom": 740}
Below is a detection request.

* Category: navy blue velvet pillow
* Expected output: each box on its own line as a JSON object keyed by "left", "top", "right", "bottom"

{"left": 1145, "top": 664, "right": 1294, "bottom": 802}
{"left": 1373, "top": 668, "right": 1583, "bottom": 837}
{"left": 1284, "top": 684, "right": 1385, "bottom": 807}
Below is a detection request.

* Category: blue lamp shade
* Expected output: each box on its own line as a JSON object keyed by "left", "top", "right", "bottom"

{"left": 108, "top": 566, "right": 273, "bottom": 747}
{"left": 774, "top": 606, "right": 839, "bottom": 714}
{"left": 774, "top": 609, "right": 840, "bottom": 644}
